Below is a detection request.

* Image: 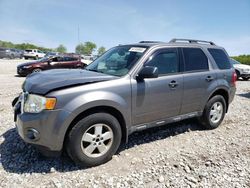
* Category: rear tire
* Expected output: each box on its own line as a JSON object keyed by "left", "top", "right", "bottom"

{"left": 198, "top": 95, "right": 226, "bottom": 129}
{"left": 66, "top": 113, "right": 122, "bottom": 167}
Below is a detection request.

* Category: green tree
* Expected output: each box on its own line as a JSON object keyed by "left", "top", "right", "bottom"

{"left": 75, "top": 41, "right": 96, "bottom": 55}
{"left": 75, "top": 43, "right": 85, "bottom": 55}
{"left": 56, "top": 44, "right": 67, "bottom": 53}
{"left": 84, "top": 41, "right": 96, "bottom": 55}
{"left": 98, "top": 46, "right": 106, "bottom": 55}
{"left": 231, "top": 55, "right": 250, "bottom": 65}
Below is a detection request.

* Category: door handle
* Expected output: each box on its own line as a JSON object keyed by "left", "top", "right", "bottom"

{"left": 169, "top": 80, "right": 178, "bottom": 88}
{"left": 206, "top": 76, "right": 214, "bottom": 82}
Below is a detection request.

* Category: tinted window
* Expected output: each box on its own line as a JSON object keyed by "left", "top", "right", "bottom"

{"left": 183, "top": 48, "right": 208, "bottom": 71}
{"left": 61, "top": 57, "right": 78, "bottom": 61}
{"left": 145, "top": 51, "right": 178, "bottom": 76}
{"left": 208, "top": 48, "right": 231, "bottom": 69}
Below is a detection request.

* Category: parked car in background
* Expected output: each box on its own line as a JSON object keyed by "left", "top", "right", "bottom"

{"left": 231, "top": 58, "right": 250, "bottom": 80}
{"left": 17, "top": 54, "right": 86, "bottom": 76}
{"left": 81, "top": 55, "right": 94, "bottom": 61}
{"left": 23, "top": 49, "right": 45, "bottom": 60}
{"left": 45, "top": 51, "right": 60, "bottom": 57}
{"left": 13, "top": 39, "right": 236, "bottom": 167}
{"left": 0, "top": 47, "right": 23, "bottom": 59}
{"left": 81, "top": 55, "right": 93, "bottom": 65}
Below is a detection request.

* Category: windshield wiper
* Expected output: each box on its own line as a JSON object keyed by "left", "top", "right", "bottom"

{"left": 86, "top": 69, "right": 104, "bottom": 73}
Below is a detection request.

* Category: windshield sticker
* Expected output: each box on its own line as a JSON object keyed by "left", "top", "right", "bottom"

{"left": 129, "top": 47, "right": 146, "bottom": 53}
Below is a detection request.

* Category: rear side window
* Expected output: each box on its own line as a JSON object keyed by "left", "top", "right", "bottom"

{"left": 208, "top": 48, "right": 231, "bottom": 69}
{"left": 62, "top": 57, "right": 78, "bottom": 61}
{"left": 183, "top": 48, "right": 208, "bottom": 72}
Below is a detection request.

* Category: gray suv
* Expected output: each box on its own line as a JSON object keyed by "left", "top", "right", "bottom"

{"left": 13, "top": 39, "right": 237, "bottom": 167}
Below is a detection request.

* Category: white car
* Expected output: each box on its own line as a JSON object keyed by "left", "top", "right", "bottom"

{"left": 23, "top": 49, "right": 45, "bottom": 60}
{"left": 231, "top": 58, "right": 250, "bottom": 81}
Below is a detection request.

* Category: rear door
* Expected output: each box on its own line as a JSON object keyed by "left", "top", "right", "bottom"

{"left": 59, "top": 57, "right": 78, "bottom": 68}
{"left": 180, "top": 47, "right": 217, "bottom": 114}
{"left": 131, "top": 48, "right": 183, "bottom": 125}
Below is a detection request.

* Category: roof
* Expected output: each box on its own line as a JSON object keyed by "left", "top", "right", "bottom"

{"left": 124, "top": 38, "right": 223, "bottom": 49}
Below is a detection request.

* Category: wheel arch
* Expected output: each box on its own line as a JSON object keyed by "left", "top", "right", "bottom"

{"left": 63, "top": 105, "right": 128, "bottom": 149}
{"left": 207, "top": 88, "right": 229, "bottom": 112}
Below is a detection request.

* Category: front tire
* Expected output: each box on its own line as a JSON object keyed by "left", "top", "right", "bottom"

{"left": 66, "top": 113, "right": 122, "bottom": 167}
{"left": 199, "top": 95, "right": 226, "bottom": 129}
{"left": 242, "top": 77, "right": 249, "bottom": 81}
{"left": 32, "top": 68, "right": 42, "bottom": 73}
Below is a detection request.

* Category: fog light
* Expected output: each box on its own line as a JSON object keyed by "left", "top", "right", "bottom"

{"left": 26, "top": 128, "right": 40, "bottom": 141}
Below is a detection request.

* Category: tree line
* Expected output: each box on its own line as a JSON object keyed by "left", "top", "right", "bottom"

{"left": 1, "top": 39, "right": 249, "bottom": 64}
{"left": 0, "top": 40, "right": 106, "bottom": 55}
{"left": 231, "top": 55, "right": 250, "bottom": 65}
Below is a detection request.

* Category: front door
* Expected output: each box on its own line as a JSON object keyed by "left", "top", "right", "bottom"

{"left": 131, "top": 48, "right": 183, "bottom": 125}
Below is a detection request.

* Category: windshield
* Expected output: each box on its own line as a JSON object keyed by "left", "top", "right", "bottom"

{"left": 86, "top": 46, "right": 147, "bottom": 76}
{"left": 38, "top": 56, "right": 50, "bottom": 62}
{"left": 230, "top": 58, "right": 241, "bottom": 64}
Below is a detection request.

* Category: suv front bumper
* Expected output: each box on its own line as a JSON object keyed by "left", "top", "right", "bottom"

{"left": 241, "top": 73, "right": 250, "bottom": 78}
{"left": 13, "top": 96, "right": 71, "bottom": 157}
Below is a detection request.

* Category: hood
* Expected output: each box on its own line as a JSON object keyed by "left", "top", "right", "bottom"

{"left": 18, "top": 61, "right": 41, "bottom": 67}
{"left": 233, "top": 64, "right": 250, "bottom": 69}
{"left": 23, "top": 69, "right": 118, "bottom": 95}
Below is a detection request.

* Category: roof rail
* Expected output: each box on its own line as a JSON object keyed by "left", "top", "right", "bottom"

{"left": 139, "top": 41, "right": 164, "bottom": 43}
{"left": 169, "top": 38, "right": 215, "bottom": 45}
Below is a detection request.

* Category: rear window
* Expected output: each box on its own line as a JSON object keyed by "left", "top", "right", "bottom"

{"left": 183, "top": 48, "right": 209, "bottom": 72}
{"left": 208, "top": 48, "right": 231, "bottom": 69}
{"left": 25, "top": 50, "right": 32, "bottom": 52}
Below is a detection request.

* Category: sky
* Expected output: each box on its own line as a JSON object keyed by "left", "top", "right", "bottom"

{"left": 0, "top": 0, "right": 250, "bottom": 56}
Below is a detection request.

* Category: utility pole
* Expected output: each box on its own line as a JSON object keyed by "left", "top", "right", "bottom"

{"left": 77, "top": 25, "right": 80, "bottom": 45}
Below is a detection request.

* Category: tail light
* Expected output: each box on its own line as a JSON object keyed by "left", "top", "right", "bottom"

{"left": 231, "top": 71, "right": 237, "bottom": 86}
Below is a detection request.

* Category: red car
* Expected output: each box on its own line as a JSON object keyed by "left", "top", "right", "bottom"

{"left": 17, "top": 54, "right": 86, "bottom": 76}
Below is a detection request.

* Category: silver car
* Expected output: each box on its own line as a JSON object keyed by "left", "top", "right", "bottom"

{"left": 13, "top": 39, "right": 236, "bottom": 167}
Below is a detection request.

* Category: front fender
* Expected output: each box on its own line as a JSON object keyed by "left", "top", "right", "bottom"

{"left": 64, "top": 91, "right": 128, "bottom": 114}
{"left": 52, "top": 91, "right": 130, "bottom": 150}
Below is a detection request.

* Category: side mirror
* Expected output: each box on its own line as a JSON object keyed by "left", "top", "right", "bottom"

{"left": 137, "top": 66, "right": 158, "bottom": 80}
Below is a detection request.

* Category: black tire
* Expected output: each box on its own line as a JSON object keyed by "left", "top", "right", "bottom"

{"left": 32, "top": 68, "right": 42, "bottom": 73}
{"left": 24, "top": 57, "right": 28, "bottom": 60}
{"left": 242, "top": 77, "right": 249, "bottom": 81}
{"left": 66, "top": 113, "right": 122, "bottom": 167}
{"left": 198, "top": 95, "right": 226, "bottom": 129}
{"left": 235, "top": 70, "right": 240, "bottom": 80}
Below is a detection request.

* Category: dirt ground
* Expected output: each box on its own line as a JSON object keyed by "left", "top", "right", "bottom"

{"left": 0, "top": 59, "right": 249, "bottom": 187}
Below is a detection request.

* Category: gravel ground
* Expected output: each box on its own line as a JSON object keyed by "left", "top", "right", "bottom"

{"left": 0, "top": 59, "right": 249, "bottom": 188}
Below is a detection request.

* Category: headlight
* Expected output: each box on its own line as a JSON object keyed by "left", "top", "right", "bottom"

{"left": 24, "top": 94, "right": 56, "bottom": 113}
{"left": 242, "top": 69, "right": 250, "bottom": 73}
{"left": 23, "top": 65, "right": 32, "bottom": 69}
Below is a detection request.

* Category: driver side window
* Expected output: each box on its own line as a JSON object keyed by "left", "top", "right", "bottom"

{"left": 51, "top": 57, "right": 58, "bottom": 62}
{"left": 145, "top": 50, "right": 179, "bottom": 76}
